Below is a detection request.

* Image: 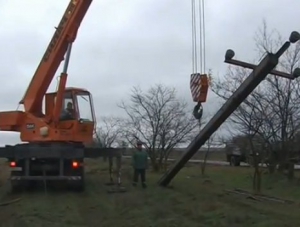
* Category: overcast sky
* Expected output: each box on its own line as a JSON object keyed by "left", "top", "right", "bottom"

{"left": 0, "top": 0, "right": 298, "bottom": 145}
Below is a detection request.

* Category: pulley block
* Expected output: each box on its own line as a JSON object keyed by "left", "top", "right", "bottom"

{"left": 190, "top": 73, "right": 208, "bottom": 103}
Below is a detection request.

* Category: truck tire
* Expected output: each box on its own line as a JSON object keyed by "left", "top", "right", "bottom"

{"left": 10, "top": 171, "right": 27, "bottom": 193}
{"left": 67, "top": 166, "right": 85, "bottom": 192}
{"left": 230, "top": 156, "right": 240, "bottom": 167}
{"left": 74, "top": 168, "right": 85, "bottom": 192}
{"left": 11, "top": 182, "right": 22, "bottom": 193}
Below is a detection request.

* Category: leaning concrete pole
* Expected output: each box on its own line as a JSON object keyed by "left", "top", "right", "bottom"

{"left": 158, "top": 31, "right": 300, "bottom": 187}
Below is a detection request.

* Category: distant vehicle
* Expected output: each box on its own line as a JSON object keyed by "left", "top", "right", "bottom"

{"left": 225, "top": 139, "right": 266, "bottom": 167}
{"left": 225, "top": 142, "right": 246, "bottom": 166}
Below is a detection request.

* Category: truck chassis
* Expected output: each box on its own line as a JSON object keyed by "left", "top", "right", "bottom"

{"left": 0, "top": 143, "right": 116, "bottom": 192}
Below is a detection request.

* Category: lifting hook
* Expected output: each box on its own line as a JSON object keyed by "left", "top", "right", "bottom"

{"left": 193, "top": 102, "right": 203, "bottom": 120}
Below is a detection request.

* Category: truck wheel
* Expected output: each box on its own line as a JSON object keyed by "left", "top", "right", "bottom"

{"left": 74, "top": 171, "right": 85, "bottom": 192}
{"left": 67, "top": 167, "right": 85, "bottom": 192}
{"left": 10, "top": 171, "right": 26, "bottom": 193}
{"left": 11, "top": 181, "right": 22, "bottom": 193}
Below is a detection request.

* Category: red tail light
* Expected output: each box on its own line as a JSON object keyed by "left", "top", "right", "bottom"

{"left": 10, "top": 161, "right": 16, "bottom": 167}
{"left": 72, "top": 161, "right": 79, "bottom": 168}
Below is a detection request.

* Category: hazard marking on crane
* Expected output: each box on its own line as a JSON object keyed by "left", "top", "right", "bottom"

{"left": 190, "top": 73, "right": 202, "bottom": 102}
{"left": 190, "top": 73, "right": 208, "bottom": 103}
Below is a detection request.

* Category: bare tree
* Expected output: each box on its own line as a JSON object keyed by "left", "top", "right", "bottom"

{"left": 118, "top": 84, "right": 201, "bottom": 171}
{"left": 95, "top": 116, "right": 123, "bottom": 148}
{"left": 224, "top": 101, "right": 265, "bottom": 193}
{"left": 229, "top": 132, "right": 265, "bottom": 193}
{"left": 211, "top": 20, "right": 300, "bottom": 179}
{"left": 234, "top": 106, "right": 266, "bottom": 194}
{"left": 200, "top": 132, "right": 216, "bottom": 176}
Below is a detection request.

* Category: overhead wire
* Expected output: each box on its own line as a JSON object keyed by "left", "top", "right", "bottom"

{"left": 198, "top": 0, "right": 203, "bottom": 73}
{"left": 191, "top": 0, "right": 206, "bottom": 124}
{"left": 201, "top": 0, "right": 206, "bottom": 73}
{"left": 191, "top": 0, "right": 206, "bottom": 74}
{"left": 191, "top": 0, "right": 197, "bottom": 73}
{"left": 191, "top": 0, "right": 194, "bottom": 73}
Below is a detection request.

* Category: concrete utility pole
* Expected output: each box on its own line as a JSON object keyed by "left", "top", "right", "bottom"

{"left": 158, "top": 31, "right": 300, "bottom": 187}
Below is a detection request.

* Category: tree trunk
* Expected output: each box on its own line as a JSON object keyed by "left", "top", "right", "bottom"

{"left": 277, "top": 148, "right": 287, "bottom": 173}
{"left": 252, "top": 148, "right": 261, "bottom": 194}
{"left": 252, "top": 170, "right": 257, "bottom": 192}
{"left": 149, "top": 154, "right": 160, "bottom": 172}
{"left": 257, "top": 170, "right": 262, "bottom": 193}
{"left": 201, "top": 148, "right": 210, "bottom": 176}
{"left": 268, "top": 164, "right": 276, "bottom": 174}
{"left": 163, "top": 157, "right": 168, "bottom": 172}
{"left": 253, "top": 167, "right": 262, "bottom": 194}
{"left": 287, "top": 162, "right": 294, "bottom": 180}
{"left": 267, "top": 152, "right": 276, "bottom": 174}
{"left": 277, "top": 163, "right": 285, "bottom": 173}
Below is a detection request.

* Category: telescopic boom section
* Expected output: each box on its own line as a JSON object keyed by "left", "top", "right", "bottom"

{"left": 19, "top": 0, "right": 92, "bottom": 115}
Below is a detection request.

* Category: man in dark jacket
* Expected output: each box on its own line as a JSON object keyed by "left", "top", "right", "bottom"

{"left": 132, "top": 141, "right": 148, "bottom": 188}
{"left": 60, "top": 102, "right": 76, "bottom": 120}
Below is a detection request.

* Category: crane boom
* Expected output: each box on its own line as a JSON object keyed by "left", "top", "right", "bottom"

{"left": 19, "top": 0, "right": 92, "bottom": 115}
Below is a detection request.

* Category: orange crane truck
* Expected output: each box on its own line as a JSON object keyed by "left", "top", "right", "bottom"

{"left": 0, "top": 0, "right": 108, "bottom": 192}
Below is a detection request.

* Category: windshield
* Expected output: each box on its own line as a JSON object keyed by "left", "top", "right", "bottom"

{"left": 76, "top": 93, "right": 94, "bottom": 122}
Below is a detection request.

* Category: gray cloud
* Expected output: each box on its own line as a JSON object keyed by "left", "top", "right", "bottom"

{"left": 0, "top": 0, "right": 299, "bottom": 145}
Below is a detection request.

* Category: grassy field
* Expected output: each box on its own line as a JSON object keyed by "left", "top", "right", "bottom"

{"left": 0, "top": 159, "right": 299, "bottom": 227}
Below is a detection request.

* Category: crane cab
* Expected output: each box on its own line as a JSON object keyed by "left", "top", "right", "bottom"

{"left": 44, "top": 87, "right": 96, "bottom": 143}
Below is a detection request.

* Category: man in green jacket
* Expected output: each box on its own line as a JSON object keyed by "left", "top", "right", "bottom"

{"left": 132, "top": 141, "right": 148, "bottom": 188}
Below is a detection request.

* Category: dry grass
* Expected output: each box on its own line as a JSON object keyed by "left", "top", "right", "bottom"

{"left": 0, "top": 158, "right": 299, "bottom": 226}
